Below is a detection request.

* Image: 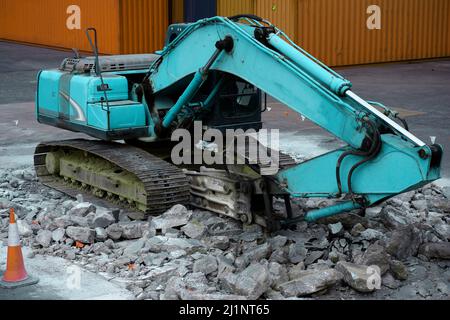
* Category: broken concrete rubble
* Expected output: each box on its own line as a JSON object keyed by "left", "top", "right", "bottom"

{"left": 163, "top": 272, "right": 213, "bottom": 300}
{"left": 121, "top": 221, "right": 147, "bottom": 240}
{"left": 203, "top": 236, "right": 230, "bottom": 250}
{"left": 220, "top": 262, "right": 271, "bottom": 299}
{"left": 36, "top": 229, "right": 52, "bottom": 247}
{"left": 93, "top": 208, "right": 116, "bottom": 228}
{"left": 358, "top": 228, "right": 386, "bottom": 242}
{"left": 193, "top": 255, "right": 218, "bottom": 275}
{"left": 418, "top": 242, "right": 450, "bottom": 260}
{"left": 336, "top": 261, "right": 380, "bottom": 293}
{"left": 288, "top": 242, "right": 308, "bottom": 264}
{"left": 123, "top": 238, "right": 147, "bottom": 257}
{"left": 151, "top": 204, "right": 191, "bottom": 232}
{"left": 278, "top": 268, "right": 343, "bottom": 297}
{"left": 106, "top": 223, "right": 123, "bottom": 241}
{"left": 382, "top": 272, "right": 401, "bottom": 289}
{"left": 66, "top": 226, "right": 95, "bottom": 244}
{"left": 268, "top": 262, "right": 289, "bottom": 289}
{"left": 95, "top": 227, "right": 108, "bottom": 241}
{"left": 389, "top": 260, "right": 409, "bottom": 280}
{"left": 0, "top": 167, "right": 449, "bottom": 300}
{"left": 17, "top": 219, "right": 33, "bottom": 237}
{"left": 181, "top": 220, "right": 207, "bottom": 239}
{"left": 364, "top": 206, "right": 383, "bottom": 220}
{"left": 287, "top": 262, "right": 306, "bottom": 280}
{"left": 67, "top": 202, "right": 96, "bottom": 217}
{"left": 235, "top": 242, "right": 272, "bottom": 270}
{"left": 355, "top": 244, "right": 391, "bottom": 275}
{"left": 146, "top": 236, "right": 205, "bottom": 253}
{"left": 380, "top": 206, "right": 409, "bottom": 229}
{"left": 51, "top": 228, "right": 65, "bottom": 243}
{"left": 328, "top": 222, "right": 344, "bottom": 237}
{"left": 386, "top": 225, "right": 423, "bottom": 260}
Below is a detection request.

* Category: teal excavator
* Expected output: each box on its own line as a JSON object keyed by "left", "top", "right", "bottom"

{"left": 34, "top": 15, "right": 442, "bottom": 230}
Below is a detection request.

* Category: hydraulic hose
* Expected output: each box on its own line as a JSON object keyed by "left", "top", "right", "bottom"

{"left": 396, "top": 115, "right": 409, "bottom": 131}
{"left": 228, "top": 14, "right": 264, "bottom": 22}
{"left": 336, "top": 119, "right": 381, "bottom": 197}
{"left": 346, "top": 121, "right": 382, "bottom": 198}
{"left": 336, "top": 149, "right": 367, "bottom": 196}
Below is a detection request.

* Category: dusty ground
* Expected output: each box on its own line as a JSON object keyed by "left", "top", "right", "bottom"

{"left": 0, "top": 41, "right": 449, "bottom": 300}
{"left": 0, "top": 246, "right": 133, "bottom": 300}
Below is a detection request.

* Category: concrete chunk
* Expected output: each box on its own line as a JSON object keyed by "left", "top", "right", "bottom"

{"left": 66, "top": 226, "right": 95, "bottom": 244}
{"left": 151, "top": 204, "right": 191, "bottom": 232}
{"left": 336, "top": 261, "right": 380, "bottom": 293}
{"left": 193, "top": 255, "right": 218, "bottom": 275}
{"left": 93, "top": 209, "right": 116, "bottom": 228}
{"left": 279, "top": 268, "right": 343, "bottom": 297}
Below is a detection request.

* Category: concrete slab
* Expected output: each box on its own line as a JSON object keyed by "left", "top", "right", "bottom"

{"left": 0, "top": 245, "right": 134, "bottom": 300}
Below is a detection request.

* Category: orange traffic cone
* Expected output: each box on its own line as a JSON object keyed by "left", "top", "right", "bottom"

{"left": 0, "top": 208, "right": 39, "bottom": 288}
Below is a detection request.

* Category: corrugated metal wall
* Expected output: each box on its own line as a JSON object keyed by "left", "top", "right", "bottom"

{"left": 217, "top": 0, "right": 255, "bottom": 17}
{"left": 218, "top": 0, "right": 450, "bottom": 66}
{"left": 217, "top": 0, "right": 297, "bottom": 39}
{"left": 171, "top": 0, "right": 185, "bottom": 23}
{"left": 445, "top": 0, "right": 450, "bottom": 56}
{"left": 255, "top": 0, "right": 298, "bottom": 40}
{"left": 0, "top": 0, "right": 121, "bottom": 54}
{"left": 0, "top": 0, "right": 168, "bottom": 54}
{"left": 119, "top": 0, "right": 168, "bottom": 54}
{"left": 295, "top": 0, "right": 450, "bottom": 66}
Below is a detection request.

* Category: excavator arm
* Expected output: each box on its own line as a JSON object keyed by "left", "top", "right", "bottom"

{"left": 147, "top": 16, "right": 442, "bottom": 220}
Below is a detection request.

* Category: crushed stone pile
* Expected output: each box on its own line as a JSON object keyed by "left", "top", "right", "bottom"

{"left": 0, "top": 167, "right": 449, "bottom": 300}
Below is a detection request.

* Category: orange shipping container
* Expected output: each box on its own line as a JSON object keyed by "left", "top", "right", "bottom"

{"left": 171, "top": 0, "right": 185, "bottom": 23}
{"left": 217, "top": 0, "right": 255, "bottom": 17}
{"left": 255, "top": 0, "right": 298, "bottom": 40}
{"left": 119, "top": 0, "right": 169, "bottom": 54}
{"left": 295, "top": 0, "right": 450, "bottom": 66}
{"left": 245, "top": 0, "right": 450, "bottom": 66}
{"left": 0, "top": 0, "right": 168, "bottom": 54}
{"left": 447, "top": 0, "right": 450, "bottom": 55}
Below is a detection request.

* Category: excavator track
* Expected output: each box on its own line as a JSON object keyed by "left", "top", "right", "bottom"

{"left": 33, "top": 139, "right": 190, "bottom": 216}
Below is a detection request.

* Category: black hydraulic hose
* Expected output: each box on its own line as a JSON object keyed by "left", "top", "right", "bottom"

{"left": 396, "top": 115, "right": 409, "bottom": 131}
{"left": 228, "top": 14, "right": 264, "bottom": 22}
{"left": 336, "top": 119, "right": 380, "bottom": 197}
{"left": 336, "top": 150, "right": 366, "bottom": 196}
{"left": 347, "top": 122, "right": 382, "bottom": 198}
